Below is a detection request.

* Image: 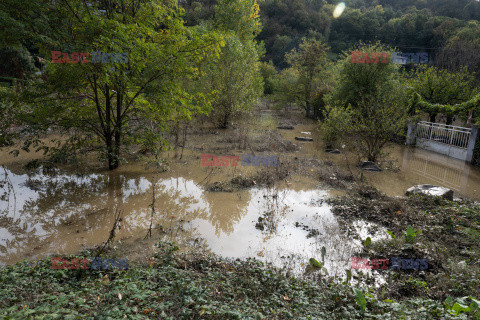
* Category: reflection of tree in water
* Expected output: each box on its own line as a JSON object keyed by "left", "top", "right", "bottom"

{"left": 0, "top": 214, "right": 38, "bottom": 255}
{"left": 0, "top": 167, "right": 253, "bottom": 263}
{"left": 201, "top": 189, "right": 250, "bottom": 236}
{"left": 0, "top": 166, "right": 16, "bottom": 216}
{"left": 256, "top": 187, "right": 290, "bottom": 236}
{"left": 151, "top": 177, "right": 250, "bottom": 237}
{"left": 0, "top": 167, "right": 151, "bottom": 262}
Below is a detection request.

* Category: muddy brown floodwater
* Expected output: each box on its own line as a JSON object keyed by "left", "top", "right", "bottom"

{"left": 367, "top": 145, "right": 480, "bottom": 200}
{"left": 0, "top": 158, "right": 385, "bottom": 279}
{"left": 1, "top": 108, "right": 480, "bottom": 282}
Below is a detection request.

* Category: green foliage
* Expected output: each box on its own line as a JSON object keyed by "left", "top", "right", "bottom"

{"left": 353, "top": 288, "right": 367, "bottom": 312}
{"left": 407, "top": 65, "right": 478, "bottom": 121}
{"left": 319, "top": 104, "right": 352, "bottom": 149}
{"left": 258, "top": 0, "right": 330, "bottom": 68}
{"left": 346, "top": 269, "right": 352, "bottom": 284}
{"left": 444, "top": 296, "right": 480, "bottom": 318}
{"left": 205, "top": 34, "right": 263, "bottom": 128}
{"left": 0, "top": 89, "right": 18, "bottom": 147}
{"left": 324, "top": 43, "right": 410, "bottom": 162}
{"left": 259, "top": 61, "right": 277, "bottom": 95}
{"left": 404, "top": 226, "right": 422, "bottom": 244}
{"left": 0, "top": 240, "right": 477, "bottom": 319}
{"left": 386, "top": 230, "right": 396, "bottom": 239}
{"left": 409, "top": 65, "right": 476, "bottom": 106}
{"left": 215, "top": 0, "right": 262, "bottom": 41}
{"left": 283, "top": 38, "right": 330, "bottom": 118}
{"left": 364, "top": 237, "right": 372, "bottom": 248}
{"left": 8, "top": 0, "right": 223, "bottom": 170}
{"left": 330, "top": 42, "right": 399, "bottom": 109}
{"left": 406, "top": 277, "right": 428, "bottom": 290}
{"left": 436, "top": 23, "right": 480, "bottom": 82}
{"left": 258, "top": 0, "right": 480, "bottom": 69}
{"left": 0, "top": 46, "right": 37, "bottom": 79}
{"left": 270, "top": 67, "right": 300, "bottom": 108}
{"left": 309, "top": 257, "right": 323, "bottom": 268}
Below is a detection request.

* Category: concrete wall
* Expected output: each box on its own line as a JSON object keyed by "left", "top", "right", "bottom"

{"left": 416, "top": 139, "right": 468, "bottom": 161}
{"left": 407, "top": 123, "right": 479, "bottom": 163}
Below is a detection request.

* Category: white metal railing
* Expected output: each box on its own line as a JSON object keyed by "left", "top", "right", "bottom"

{"left": 416, "top": 121, "right": 471, "bottom": 149}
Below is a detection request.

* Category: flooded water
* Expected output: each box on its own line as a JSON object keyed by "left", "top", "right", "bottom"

{"left": 0, "top": 161, "right": 384, "bottom": 279}
{"left": 1, "top": 111, "right": 479, "bottom": 279}
{"left": 366, "top": 146, "right": 480, "bottom": 200}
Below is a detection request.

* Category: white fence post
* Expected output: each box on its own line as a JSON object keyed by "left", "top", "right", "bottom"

{"left": 466, "top": 125, "right": 479, "bottom": 164}
{"left": 406, "top": 122, "right": 417, "bottom": 146}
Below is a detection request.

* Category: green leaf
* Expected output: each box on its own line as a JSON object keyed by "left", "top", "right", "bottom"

{"left": 386, "top": 230, "right": 396, "bottom": 239}
{"left": 451, "top": 302, "right": 471, "bottom": 315}
{"left": 346, "top": 270, "right": 352, "bottom": 284}
{"left": 469, "top": 298, "right": 480, "bottom": 309}
{"left": 353, "top": 288, "right": 367, "bottom": 312}
{"left": 364, "top": 237, "right": 372, "bottom": 247}
{"left": 309, "top": 258, "right": 322, "bottom": 269}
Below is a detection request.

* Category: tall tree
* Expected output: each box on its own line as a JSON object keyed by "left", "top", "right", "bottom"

{"left": 205, "top": 35, "right": 263, "bottom": 128}
{"left": 205, "top": 0, "right": 263, "bottom": 128}
{"left": 436, "top": 23, "right": 480, "bottom": 84}
{"left": 10, "top": 0, "right": 222, "bottom": 170}
{"left": 324, "top": 43, "right": 410, "bottom": 162}
{"left": 0, "top": 46, "right": 37, "bottom": 81}
{"left": 285, "top": 38, "right": 329, "bottom": 118}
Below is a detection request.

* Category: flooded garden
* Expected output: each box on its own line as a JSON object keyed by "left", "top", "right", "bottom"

{"left": 2, "top": 108, "right": 480, "bottom": 300}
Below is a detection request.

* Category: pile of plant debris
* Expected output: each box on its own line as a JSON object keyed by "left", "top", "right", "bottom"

{"left": 328, "top": 185, "right": 480, "bottom": 313}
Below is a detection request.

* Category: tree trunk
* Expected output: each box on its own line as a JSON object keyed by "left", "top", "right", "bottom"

{"left": 221, "top": 105, "right": 231, "bottom": 129}
{"left": 305, "top": 101, "right": 311, "bottom": 118}
{"left": 111, "top": 91, "right": 122, "bottom": 170}
{"left": 174, "top": 121, "right": 179, "bottom": 159}
{"left": 104, "top": 85, "right": 116, "bottom": 170}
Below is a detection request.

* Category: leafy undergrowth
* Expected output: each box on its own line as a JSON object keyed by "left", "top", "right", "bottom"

{"left": 329, "top": 189, "right": 480, "bottom": 319}
{"left": 1, "top": 243, "right": 477, "bottom": 319}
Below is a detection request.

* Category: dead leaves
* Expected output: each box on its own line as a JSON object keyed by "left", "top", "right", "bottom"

{"left": 282, "top": 295, "right": 291, "bottom": 301}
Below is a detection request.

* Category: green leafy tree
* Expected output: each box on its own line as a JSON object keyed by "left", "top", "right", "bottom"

{"left": 205, "top": 35, "right": 263, "bottom": 128}
{"left": 319, "top": 104, "right": 352, "bottom": 150}
{"left": 409, "top": 65, "right": 476, "bottom": 124}
{"left": 324, "top": 43, "right": 409, "bottom": 162}
{"left": 0, "top": 46, "right": 37, "bottom": 81}
{"left": 205, "top": 0, "right": 263, "bottom": 128}
{"left": 285, "top": 38, "right": 330, "bottom": 118}
{"left": 259, "top": 61, "right": 277, "bottom": 95}
{"left": 271, "top": 67, "right": 300, "bottom": 109}
{"left": 215, "top": 0, "right": 262, "bottom": 42}
{"left": 11, "top": 0, "right": 222, "bottom": 170}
